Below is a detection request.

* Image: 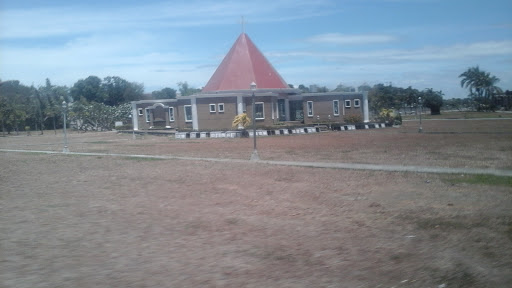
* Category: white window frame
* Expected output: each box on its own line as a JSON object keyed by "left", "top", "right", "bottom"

{"left": 209, "top": 104, "right": 216, "bottom": 113}
{"left": 184, "top": 105, "right": 192, "bottom": 122}
{"left": 218, "top": 103, "right": 225, "bottom": 113}
{"left": 354, "top": 99, "right": 361, "bottom": 107}
{"left": 333, "top": 100, "right": 340, "bottom": 116}
{"left": 138, "top": 108, "right": 143, "bottom": 116}
{"left": 145, "top": 108, "right": 150, "bottom": 122}
{"left": 307, "top": 101, "right": 314, "bottom": 117}
{"left": 254, "top": 102, "right": 265, "bottom": 120}
{"left": 345, "top": 100, "right": 351, "bottom": 108}
{"left": 169, "top": 107, "right": 175, "bottom": 122}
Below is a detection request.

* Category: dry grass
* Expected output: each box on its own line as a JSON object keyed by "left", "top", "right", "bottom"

{"left": 1, "top": 118, "right": 511, "bottom": 169}
{"left": 1, "top": 118, "right": 511, "bottom": 287}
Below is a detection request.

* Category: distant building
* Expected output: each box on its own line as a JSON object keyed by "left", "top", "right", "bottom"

{"left": 132, "top": 33, "right": 368, "bottom": 131}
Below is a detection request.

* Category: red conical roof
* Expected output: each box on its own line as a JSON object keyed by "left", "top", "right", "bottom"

{"left": 202, "top": 33, "right": 288, "bottom": 92}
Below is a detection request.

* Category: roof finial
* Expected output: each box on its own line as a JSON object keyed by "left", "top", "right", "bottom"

{"left": 240, "top": 16, "right": 246, "bottom": 34}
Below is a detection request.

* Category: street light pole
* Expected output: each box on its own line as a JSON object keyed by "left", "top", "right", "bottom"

{"left": 250, "top": 82, "right": 259, "bottom": 161}
{"left": 418, "top": 97, "right": 423, "bottom": 133}
{"left": 62, "top": 101, "right": 69, "bottom": 152}
{"left": 129, "top": 114, "right": 136, "bottom": 140}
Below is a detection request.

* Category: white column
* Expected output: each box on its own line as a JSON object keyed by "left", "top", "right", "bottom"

{"left": 191, "top": 97, "right": 199, "bottom": 131}
{"left": 284, "top": 99, "right": 290, "bottom": 121}
{"left": 276, "top": 100, "right": 280, "bottom": 120}
{"left": 131, "top": 102, "right": 139, "bottom": 130}
{"left": 363, "top": 91, "right": 369, "bottom": 123}
{"left": 271, "top": 100, "right": 275, "bottom": 120}
{"left": 236, "top": 95, "right": 244, "bottom": 129}
{"left": 237, "top": 95, "right": 243, "bottom": 115}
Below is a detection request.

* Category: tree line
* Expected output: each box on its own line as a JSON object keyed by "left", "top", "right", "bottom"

{"left": 0, "top": 66, "right": 507, "bottom": 134}
{"left": 294, "top": 66, "right": 508, "bottom": 114}
{"left": 0, "top": 76, "right": 201, "bottom": 135}
{"left": 291, "top": 82, "right": 444, "bottom": 115}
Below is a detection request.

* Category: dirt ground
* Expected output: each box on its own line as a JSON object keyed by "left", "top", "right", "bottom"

{"left": 1, "top": 119, "right": 511, "bottom": 169}
{"left": 1, "top": 119, "right": 511, "bottom": 287}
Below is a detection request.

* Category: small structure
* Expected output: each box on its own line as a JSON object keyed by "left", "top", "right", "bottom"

{"left": 132, "top": 33, "right": 369, "bottom": 132}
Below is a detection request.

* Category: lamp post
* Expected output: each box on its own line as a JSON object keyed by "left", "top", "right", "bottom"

{"left": 129, "top": 114, "right": 136, "bottom": 140}
{"left": 250, "top": 82, "right": 259, "bottom": 161}
{"left": 62, "top": 101, "right": 69, "bottom": 152}
{"left": 418, "top": 96, "right": 423, "bottom": 133}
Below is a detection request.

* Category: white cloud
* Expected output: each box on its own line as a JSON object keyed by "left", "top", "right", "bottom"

{"left": 305, "top": 33, "right": 397, "bottom": 45}
{"left": 269, "top": 40, "right": 512, "bottom": 63}
{"left": 273, "top": 40, "right": 512, "bottom": 98}
{"left": 0, "top": 0, "right": 337, "bottom": 39}
{"left": 1, "top": 0, "right": 510, "bottom": 98}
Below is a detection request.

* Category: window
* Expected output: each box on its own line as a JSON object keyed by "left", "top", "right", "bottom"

{"left": 138, "top": 108, "right": 143, "bottom": 116}
{"left": 333, "top": 100, "right": 339, "bottom": 116}
{"left": 209, "top": 104, "right": 216, "bottom": 113}
{"left": 255, "top": 102, "right": 264, "bottom": 119}
{"left": 218, "top": 103, "right": 224, "bottom": 113}
{"left": 307, "top": 101, "right": 313, "bottom": 117}
{"left": 145, "top": 108, "right": 150, "bottom": 122}
{"left": 184, "top": 105, "right": 192, "bottom": 122}
{"left": 345, "top": 100, "right": 351, "bottom": 108}
{"left": 354, "top": 99, "right": 361, "bottom": 107}
{"left": 169, "top": 107, "right": 175, "bottom": 122}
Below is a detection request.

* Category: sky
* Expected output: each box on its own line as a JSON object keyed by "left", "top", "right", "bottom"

{"left": 1, "top": 0, "right": 511, "bottom": 98}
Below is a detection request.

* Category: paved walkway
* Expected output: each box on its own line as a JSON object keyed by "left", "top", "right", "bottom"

{"left": 2, "top": 149, "right": 512, "bottom": 177}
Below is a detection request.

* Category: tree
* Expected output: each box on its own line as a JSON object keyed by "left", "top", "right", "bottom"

{"left": 103, "top": 76, "right": 129, "bottom": 106}
{"left": 70, "top": 76, "right": 104, "bottom": 103}
{"left": 35, "top": 79, "right": 70, "bottom": 134}
{"left": 32, "top": 86, "right": 46, "bottom": 134}
{"left": 368, "top": 83, "right": 397, "bottom": 113}
{"left": 121, "top": 81, "right": 144, "bottom": 103}
{"left": 357, "top": 83, "right": 372, "bottom": 92}
{"left": 317, "top": 86, "right": 329, "bottom": 93}
{"left": 421, "top": 88, "right": 444, "bottom": 115}
{"left": 0, "top": 80, "right": 31, "bottom": 134}
{"left": 333, "top": 83, "right": 355, "bottom": 92}
{"left": 71, "top": 76, "right": 143, "bottom": 106}
{"left": 298, "top": 84, "right": 310, "bottom": 93}
{"left": 459, "top": 66, "right": 502, "bottom": 111}
{"left": 177, "top": 81, "right": 201, "bottom": 96}
{"left": 49, "top": 85, "right": 70, "bottom": 133}
{"left": 444, "top": 98, "right": 472, "bottom": 111}
{"left": 152, "top": 87, "right": 177, "bottom": 99}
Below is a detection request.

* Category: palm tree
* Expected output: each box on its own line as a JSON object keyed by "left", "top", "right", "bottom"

{"left": 459, "top": 66, "right": 502, "bottom": 111}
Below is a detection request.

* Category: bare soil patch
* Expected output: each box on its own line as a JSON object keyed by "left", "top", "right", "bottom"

{"left": 1, "top": 119, "right": 511, "bottom": 169}
{"left": 1, "top": 119, "right": 511, "bottom": 287}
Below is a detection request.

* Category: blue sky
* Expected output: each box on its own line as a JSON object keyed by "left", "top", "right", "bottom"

{"left": 1, "top": 0, "right": 511, "bottom": 98}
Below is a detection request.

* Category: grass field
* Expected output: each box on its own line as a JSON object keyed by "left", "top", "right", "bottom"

{"left": 402, "top": 110, "right": 512, "bottom": 120}
{"left": 1, "top": 118, "right": 511, "bottom": 287}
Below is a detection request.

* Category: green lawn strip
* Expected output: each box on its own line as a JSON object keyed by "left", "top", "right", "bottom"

{"left": 402, "top": 111, "right": 512, "bottom": 120}
{"left": 443, "top": 174, "right": 512, "bottom": 187}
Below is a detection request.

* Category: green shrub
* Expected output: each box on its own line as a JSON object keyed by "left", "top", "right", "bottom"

{"left": 344, "top": 115, "right": 362, "bottom": 124}
{"left": 394, "top": 113, "right": 402, "bottom": 125}
{"left": 376, "top": 108, "right": 394, "bottom": 123}
{"left": 115, "top": 124, "right": 133, "bottom": 130}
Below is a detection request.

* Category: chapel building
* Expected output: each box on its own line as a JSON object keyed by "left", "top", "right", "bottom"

{"left": 131, "top": 33, "right": 369, "bottom": 131}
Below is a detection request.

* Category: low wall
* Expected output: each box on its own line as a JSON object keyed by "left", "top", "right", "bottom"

{"left": 173, "top": 123, "right": 386, "bottom": 139}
